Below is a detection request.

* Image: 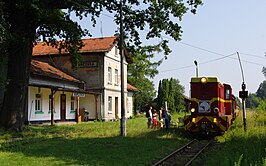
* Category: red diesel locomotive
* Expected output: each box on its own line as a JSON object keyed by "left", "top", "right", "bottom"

{"left": 184, "top": 77, "right": 238, "bottom": 135}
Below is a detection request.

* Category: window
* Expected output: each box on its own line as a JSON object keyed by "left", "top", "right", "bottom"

{"left": 115, "top": 69, "right": 118, "bottom": 85}
{"left": 71, "top": 96, "right": 75, "bottom": 112}
{"left": 225, "top": 89, "right": 230, "bottom": 99}
{"left": 79, "top": 61, "right": 98, "bottom": 68}
{"left": 108, "top": 67, "right": 112, "bottom": 84}
{"left": 108, "top": 96, "right": 112, "bottom": 113}
{"left": 35, "top": 94, "right": 42, "bottom": 113}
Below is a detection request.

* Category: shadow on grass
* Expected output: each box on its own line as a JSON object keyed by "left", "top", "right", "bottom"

{"left": 0, "top": 125, "right": 189, "bottom": 166}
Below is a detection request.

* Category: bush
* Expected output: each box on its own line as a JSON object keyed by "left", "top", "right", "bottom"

{"left": 257, "top": 99, "right": 266, "bottom": 113}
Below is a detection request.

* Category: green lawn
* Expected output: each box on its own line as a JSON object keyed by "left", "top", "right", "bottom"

{"left": 0, "top": 116, "right": 188, "bottom": 166}
{"left": 1, "top": 111, "right": 265, "bottom": 166}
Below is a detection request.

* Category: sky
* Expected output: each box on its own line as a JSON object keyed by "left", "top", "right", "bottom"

{"left": 75, "top": 0, "right": 266, "bottom": 97}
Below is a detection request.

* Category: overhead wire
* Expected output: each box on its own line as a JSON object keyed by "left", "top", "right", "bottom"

{"left": 157, "top": 32, "right": 265, "bottom": 67}
{"left": 98, "top": 7, "right": 265, "bottom": 69}
{"left": 239, "top": 52, "right": 266, "bottom": 60}
{"left": 160, "top": 52, "right": 237, "bottom": 73}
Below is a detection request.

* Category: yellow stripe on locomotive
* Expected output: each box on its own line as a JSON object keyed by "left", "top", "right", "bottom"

{"left": 184, "top": 115, "right": 231, "bottom": 133}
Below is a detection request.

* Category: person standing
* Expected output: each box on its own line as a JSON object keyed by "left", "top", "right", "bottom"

{"left": 146, "top": 106, "right": 153, "bottom": 128}
{"left": 158, "top": 107, "right": 162, "bottom": 121}
{"left": 161, "top": 107, "right": 166, "bottom": 128}
{"left": 165, "top": 110, "right": 171, "bottom": 130}
{"left": 152, "top": 109, "right": 157, "bottom": 128}
{"left": 159, "top": 107, "right": 165, "bottom": 128}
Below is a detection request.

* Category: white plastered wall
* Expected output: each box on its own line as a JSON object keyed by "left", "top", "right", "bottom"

{"left": 28, "top": 86, "right": 76, "bottom": 121}
{"left": 79, "top": 93, "right": 97, "bottom": 120}
{"left": 127, "top": 92, "right": 133, "bottom": 118}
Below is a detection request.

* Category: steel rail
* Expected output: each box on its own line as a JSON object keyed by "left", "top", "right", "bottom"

{"left": 152, "top": 139, "right": 197, "bottom": 166}
{"left": 185, "top": 139, "right": 213, "bottom": 166}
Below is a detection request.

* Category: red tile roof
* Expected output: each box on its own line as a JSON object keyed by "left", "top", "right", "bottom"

{"left": 127, "top": 83, "right": 140, "bottom": 92}
{"left": 33, "top": 36, "right": 118, "bottom": 56}
{"left": 31, "top": 60, "right": 83, "bottom": 83}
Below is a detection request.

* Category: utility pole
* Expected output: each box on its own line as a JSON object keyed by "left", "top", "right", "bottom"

{"left": 119, "top": 0, "right": 126, "bottom": 137}
{"left": 237, "top": 52, "right": 248, "bottom": 132}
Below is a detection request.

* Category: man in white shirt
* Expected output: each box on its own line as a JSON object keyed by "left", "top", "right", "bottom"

{"left": 147, "top": 106, "right": 153, "bottom": 128}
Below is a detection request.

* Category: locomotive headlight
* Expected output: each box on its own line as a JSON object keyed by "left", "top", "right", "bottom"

{"left": 201, "top": 77, "right": 207, "bottom": 84}
{"left": 191, "top": 108, "right": 195, "bottom": 113}
{"left": 213, "top": 107, "right": 219, "bottom": 113}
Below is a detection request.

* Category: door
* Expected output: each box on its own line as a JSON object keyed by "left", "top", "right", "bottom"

{"left": 60, "top": 94, "right": 66, "bottom": 121}
{"left": 115, "top": 97, "right": 118, "bottom": 119}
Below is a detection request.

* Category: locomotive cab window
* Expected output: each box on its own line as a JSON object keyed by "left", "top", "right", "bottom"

{"left": 225, "top": 89, "right": 230, "bottom": 99}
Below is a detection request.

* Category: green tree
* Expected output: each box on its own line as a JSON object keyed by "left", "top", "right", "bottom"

{"left": 256, "top": 80, "right": 266, "bottom": 99}
{"left": 1, "top": 1, "right": 87, "bottom": 130}
{"left": 262, "top": 67, "right": 266, "bottom": 77}
{"left": 161, "top": 79, "right": 169, "bottom": 108}
{"left": 172, "top": 78, "right": 185, "bottom": 112}
{"left": 262, "top": 52, "right": 266, "bottom": 77}
{"left": 168, "top": 78, "right": 176, "bottom": 111}
{"left": 246, "top": 81, "right": 266, "bottom": 109}
{"left": 256, "top": 99, "right": 266, "bottom": 112}
{"left": 0, "top": 0, "right": 202, "bottom": 130}
{"left": 156, "top": 78, "right": 185, "bottom": 113}
{"left": 0, "top": 1, "right": 8, "bottom": 112}
{"left": 157, "top": 80, "right": 163, "bottom": 108}
{"left": 127, "top": 48, "right": 161, "bottom": 113}
{"left": 246, "top": 93, "right": 260, "bottom": 109}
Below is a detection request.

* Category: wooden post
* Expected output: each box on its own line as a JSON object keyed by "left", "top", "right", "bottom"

{"left": 76, "top": 96, "right": 80, "bottom": 123}
{"left": 95, "top": 94, "right": 98, "bottom": 120}
{"left": 50, "top": 89, "right": 56, "bottom": 126}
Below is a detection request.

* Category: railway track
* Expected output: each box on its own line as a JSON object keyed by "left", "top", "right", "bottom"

{"left": 152, "top": 139, "right": 213, "bottom": 166}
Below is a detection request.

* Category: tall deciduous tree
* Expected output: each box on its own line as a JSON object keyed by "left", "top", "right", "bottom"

{"left": 171, "top": 78, "right": 185, "bottom": 112}
{"left": 0, "top": 1, "right": 8, "bottom": 112}
{"left": 0, "top": 0, "right": 202, "bottom": 130}
{"left": 127, "top": 48, "right": 161, "bottom": 113}
{"left": 246, "top": 80, "right": 266, "bottom": 109}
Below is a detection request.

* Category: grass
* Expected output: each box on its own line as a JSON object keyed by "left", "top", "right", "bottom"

{"left": 0, "top": 116, "right": 188, "bottom": 166}
{"left": 195, "top": 110, "right": 266, "bottom": 166}
{"left": 1, "top": 111, "right": 265, "bottom": 165}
